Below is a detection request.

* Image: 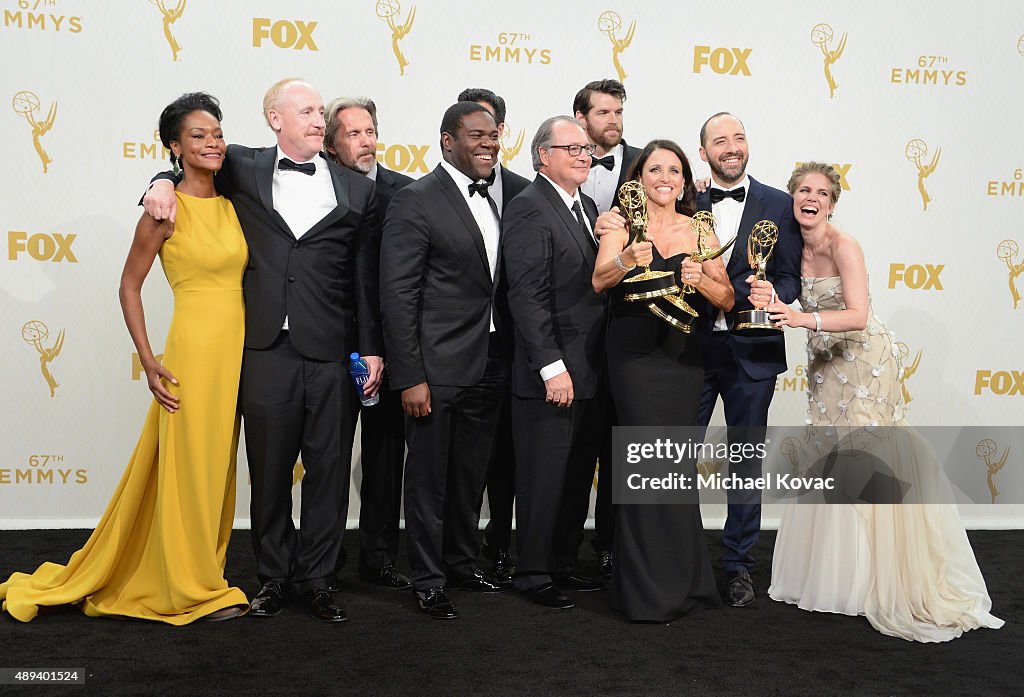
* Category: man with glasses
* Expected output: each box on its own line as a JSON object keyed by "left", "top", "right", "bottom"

{"left": 502, "top": 117, "right": 608, "bottom": 608}
{"left": 380, "top": 102, "right": 516, "bottom": 620}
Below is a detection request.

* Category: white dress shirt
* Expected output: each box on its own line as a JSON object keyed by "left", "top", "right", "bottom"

{"left": 273, "top": 147, "right": 338, "bottom": 330}
{"left": 580, "top": 143, "right": 623, "bottom": 213}
{"left": 710, "top": 176, "right": 749, "bottom": 331}
{"left": 489, "top": 163, "right": 505, "bottom": 217}
{"left": 440, "top": 160, "right": 500, "bottom": 332}
{"left": 535, "top": 173, "right": 594, "bottom": 382}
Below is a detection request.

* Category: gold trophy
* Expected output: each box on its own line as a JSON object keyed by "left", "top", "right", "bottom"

{"left": 647, "top": 210, "right": 736, "bottom": 332}
{"left": 618, "top": 181, "right": 679, "bottom": 301}
{"left": 734, "top": 220, "right": 782, "bottom": 334}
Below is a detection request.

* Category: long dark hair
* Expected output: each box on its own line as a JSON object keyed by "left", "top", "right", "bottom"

{"left": 623, "top": 139, "right": 697, "bottom": 216}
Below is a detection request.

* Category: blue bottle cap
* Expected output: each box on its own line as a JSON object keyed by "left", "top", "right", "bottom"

{"left": 350, "top": 352, "right": 361, "bottom": 362}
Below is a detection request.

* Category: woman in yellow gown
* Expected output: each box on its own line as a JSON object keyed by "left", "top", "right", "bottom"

{"left": 1, "top": 92, "right": 249, "bottom": 624}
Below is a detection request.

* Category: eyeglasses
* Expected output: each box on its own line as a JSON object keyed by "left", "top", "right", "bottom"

{"left": 548, "top": 143, "right": 598, "bottom": 157}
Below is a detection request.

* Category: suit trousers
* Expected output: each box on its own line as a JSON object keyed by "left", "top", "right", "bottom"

{"left": 482, "top": 396, "right": 515, "bottom": 552}
{"left": 240, "top": 331, "right": 357, "bottom": 594}
{"left": 404, "top": 334, "right": 508, "bottom": 591}
{"left": 337, "top": 384, "right": 406, "bottom": 573}
{"left": 512, "top": 394, "right": 603, "bottom": 591}
{"left": 697, "top": 331, "right": 776, "bottom": 573}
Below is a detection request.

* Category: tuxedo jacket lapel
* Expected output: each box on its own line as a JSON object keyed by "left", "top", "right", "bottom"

{"left": 435, "top": 165, "right": 491, "bottom": 275}
{"left": 303, "top": 160, "right": 352, "bottom": 240}
{"left": 255, "top": 148, "right": 294, "bottom": 238}
{"left": 536, "top": 176, "right": 597, "bottom": 265}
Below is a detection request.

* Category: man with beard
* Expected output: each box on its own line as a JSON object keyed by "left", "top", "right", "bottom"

{"left": 694, "top": 112, "right": 802, "bottom": 607}
{"left": 323, "top": 96, "right": 412, "bottom": 592}
{"left": 573, "top": 79, "right": 641, "bottom": 214}
{"left": 380, "top": 102, "right": 516, "bottom": 619}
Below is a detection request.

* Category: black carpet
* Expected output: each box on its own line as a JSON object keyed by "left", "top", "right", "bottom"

{"left": 0, "top": 529, "right": 1018, "bottom": 697}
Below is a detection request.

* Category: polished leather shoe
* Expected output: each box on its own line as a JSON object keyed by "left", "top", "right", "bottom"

{"left": 453, "top": 569, "right": 515, "bottom": 593}
{"left": 359, "top": 563, "right": 412, "bottom": 590}
{"left": 325, "top": 573, "right": 342, "bottom": 595}
{"left": 725, "top": 570, "right": 755, "bottom": 607}
{"left": 306, "top": 588, "right": 348, "bottom": 623}
{"left": 490, "top": 548, "right": 515, "bottom": 584}
{"left": 416, "top": 587, "right": 458, "bottom": 619}
{"left": 524, "top": 582, "right": 574, "bottom": 609}
{"left": 552, "top": 573, "right": 606, "bottom": 592}
{"left": 250, "top": 581, "right": 285, "bottom": 617}
{"left": 598, "top": 550, "right": 614, "bottom": 581}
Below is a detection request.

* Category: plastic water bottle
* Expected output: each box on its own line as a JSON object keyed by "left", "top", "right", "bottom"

{"left": 349, "top": 353, "right": 380, "bottom": 407}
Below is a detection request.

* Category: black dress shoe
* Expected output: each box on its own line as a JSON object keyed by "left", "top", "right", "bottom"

{"left": 416, "top": 587, "right": 458, "bottom": 619}
{"left": 250, "top": 581, "right": 285, "bottom": 617}
{"left": 491, "top": 548, "right": 515, "bottom": 584}
{"left": 552, "top": 573, "right": 606, "bottom": 592}
{"left": 306, "top": 588, "right": 348, "bottom": 623}
{"left": 359, "top": 563, "right": 412, "bottom": 590}
{"left": 453, "top": 569, "right": 515, "bottom": 593}
{"left": 725, "top": 570, "right": 755, "bottom": 607}
{"left": 325, "top": 573, "right": 342, "bottom": 595}
{"left": 524, "top": 582, "right": 574, "bottom": 609}
{"left": 598, "top": 550, "right": 614, "bottom": 581}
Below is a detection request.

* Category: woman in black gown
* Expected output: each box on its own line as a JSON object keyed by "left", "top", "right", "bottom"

{"left": 592, "top": 140, "right": 733, "bottom": 622}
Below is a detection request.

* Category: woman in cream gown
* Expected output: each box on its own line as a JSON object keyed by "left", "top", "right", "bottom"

{"left": 763, "top": 162, "right": 1003, "bottom": 642}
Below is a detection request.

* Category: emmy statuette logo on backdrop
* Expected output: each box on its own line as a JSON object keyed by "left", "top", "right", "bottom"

{"left": 1017, "top": 34, "right": 1024, "bottom": 56}
{"left": 894, "top": 342, "right": 922, "bottom": 406}
{"left": 23, "top": 320, "right": 64, "bottom": 398}
{"left": 151, "top": 0, "right": 185, "bottom": 61}
{"left": 597, "top": 10, "right": 634, "bottom": 83}
{"left": 976, "top": 439, "right": 1010, "bottom": 503}
{"left": 13, "top": 91, "right": 56, "bottom": 174}
{"left": 905, "top": 138, "right": 940, "bottom": 211}
{"left": 996, "top": 239, "right": 1023, "bottom": 309}
{"left": 376, "top": 0, "right": 415, "bottom": 76}
{"left": 500, "top": 126, "right": 525, "bottom": 168}
{"left": 810, "top": 23, "right": 846, "bottom": 98}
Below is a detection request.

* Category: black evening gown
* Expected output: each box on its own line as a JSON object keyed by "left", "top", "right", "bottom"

{"left": 607, "top": 248, "right": 723, "bottom": 622}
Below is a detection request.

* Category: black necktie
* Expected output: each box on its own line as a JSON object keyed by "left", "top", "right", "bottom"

{"left": 590, "top": 155, "right": 614, "bottom": 171}
{"left": 709, "top": 186, "right": 745, "bottom": 204}
{"left": 571, "top": 201, "right": 597, "bottom": 249}
{"left": 278, "top": 158, "right": 316, "bottom": 175}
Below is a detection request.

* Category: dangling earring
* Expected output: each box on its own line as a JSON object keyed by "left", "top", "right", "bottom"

{"left": 172, "top": 154, "right": 181, "bottom": 177}
{"left": 677, "top": 191, "right": 685, "bottom": 201}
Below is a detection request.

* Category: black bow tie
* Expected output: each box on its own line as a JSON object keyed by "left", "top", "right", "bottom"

{"left": 590, "top": 155, "right": 615, "bottom": 171}
{"left": 709, "top": 186, "right": 745, "bottom": 204}
{"left": 468, "top": 169, "right": 497, "bottom": 197}
{"left": 278, "top": 158, "right": 316, "bottom": 175}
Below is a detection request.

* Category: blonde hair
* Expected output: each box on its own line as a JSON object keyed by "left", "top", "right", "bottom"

{"left": 788, "top": 162, "right": 841, "bottom": 204}
{"left": 262, "top": 77, "right": 309, "bottom": 127}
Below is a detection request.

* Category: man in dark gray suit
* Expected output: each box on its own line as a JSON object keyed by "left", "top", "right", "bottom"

{"left": 502, "top": 116, "right": 608, "bottom": 608}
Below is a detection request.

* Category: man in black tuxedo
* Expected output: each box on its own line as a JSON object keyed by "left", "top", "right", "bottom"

{"left": 572, "top": 78, "right": 641, "bottom": 579}
{"left": 380, "top": 102, "right": 516, "bottom": 620}
{"left": 457, "top": 87, "right": 530, "bottom": 581}
{"left": 324, "top": 96, "right": 413, "bottom": 592}
{"left": 694, "top": 112, "right": 802, "bottom": 607}
{"left": 143, "top": 79, "right": 383, "bottom": 623}
{"left": 574, "top": 79, "right": 641, "bottom": 214}
{"left": 502, "top": 116, "right": 608, "bottom": 608}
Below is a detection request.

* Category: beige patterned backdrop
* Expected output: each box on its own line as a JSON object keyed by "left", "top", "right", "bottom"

{"left": 2, "top": 0, "right": 1022, "bottom": 528}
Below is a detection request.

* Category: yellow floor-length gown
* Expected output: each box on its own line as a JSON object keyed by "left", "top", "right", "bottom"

{"left": 1, "top": 192, "right": 249, "bottom": 624}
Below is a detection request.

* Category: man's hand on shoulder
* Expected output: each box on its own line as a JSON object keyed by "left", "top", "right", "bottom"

{"left": 143, "top": 179, "right": 178, "bottom": 223}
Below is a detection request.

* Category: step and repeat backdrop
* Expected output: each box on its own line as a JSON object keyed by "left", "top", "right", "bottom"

{"left": 2, "top": 1, "right": 1022, "bottom": 528}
